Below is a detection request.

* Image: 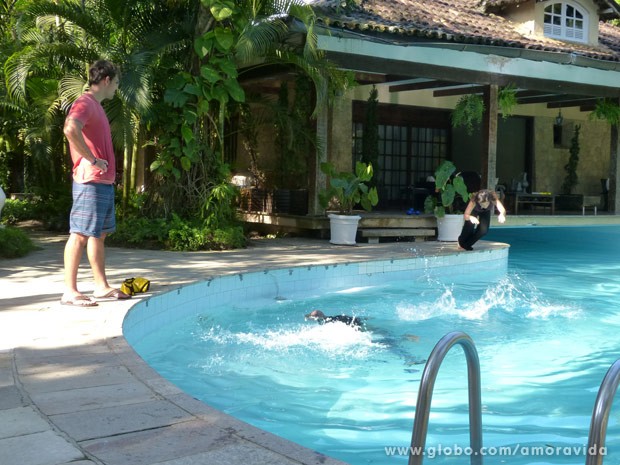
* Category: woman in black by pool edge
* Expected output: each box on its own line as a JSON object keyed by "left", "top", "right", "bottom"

{"left": 458, "top": 189, "right": 506, "bottom": 251}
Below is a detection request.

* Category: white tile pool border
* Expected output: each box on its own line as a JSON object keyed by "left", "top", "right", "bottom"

{"left": 124, "top": 247, "right": 508, "bottom": 348}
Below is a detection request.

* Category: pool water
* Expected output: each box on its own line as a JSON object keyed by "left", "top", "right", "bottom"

{"left": 132, "top": 226, "right": 620, "bottom": 465}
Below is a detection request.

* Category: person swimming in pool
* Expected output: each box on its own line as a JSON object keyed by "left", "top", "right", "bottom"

{"left": 305, "top": 310, "right": 366, "bottom": 329}
{"left": 305, "top": 310, "right": 424, "bottom": 366}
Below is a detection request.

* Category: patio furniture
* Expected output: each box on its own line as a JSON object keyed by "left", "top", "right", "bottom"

{"left": 506, "top": 192, "right": 556, "bottom": 215}
{"left": 582, "top": 195, "right": 599, "bottom": 215}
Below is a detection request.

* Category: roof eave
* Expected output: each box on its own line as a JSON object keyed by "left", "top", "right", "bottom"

{"left": 311, "top": 22, "right": 620, "bottom": 72}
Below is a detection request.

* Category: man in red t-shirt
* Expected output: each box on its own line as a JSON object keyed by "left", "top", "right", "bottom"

{"left": 61, "top": 60, "right": 130, "bottom": 306}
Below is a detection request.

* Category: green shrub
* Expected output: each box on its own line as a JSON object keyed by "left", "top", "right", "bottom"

{"left": 1, "top": 199, "right": 38, "bottom": 225}
{"left": 165, "top": 215, "right": 247, "bottom": 251}
{"left": 107, "top": 215, "right": 246, "bottom": 251}
{"left": 207, "top": 227, "right": 247, "bottom": 250}
{"left": 1, "top": 193, "right": 72, "bottom": 231}
{"left": 106, "top": 217, "right": 169, "bottom": 248}
{"left": 0, "top": 227, "right": 37, "bottom": 258}
{"left": 166, "top": 220, "right": 207, "bottom": 251}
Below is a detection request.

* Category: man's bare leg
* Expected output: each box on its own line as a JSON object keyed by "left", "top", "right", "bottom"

{"left": 87, "top": 233, "right": 113, "bottom": 296}
{"left": 62, "top": 232, "right": 91, "bottom": 302}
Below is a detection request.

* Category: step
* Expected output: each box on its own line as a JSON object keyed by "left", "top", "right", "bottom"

{"left": 360, "top": 228, "right": 436, "bottom": 244}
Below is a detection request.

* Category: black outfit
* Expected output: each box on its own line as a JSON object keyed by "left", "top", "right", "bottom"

{"left": 458, "top": 190, "right": 497, "bottom": 250}
{"left": 320, "top": 315, "right": 365, "bottom": 328}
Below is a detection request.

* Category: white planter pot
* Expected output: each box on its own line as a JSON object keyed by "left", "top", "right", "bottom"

{"left": 328, "top": 214, "right": 361, "bottom": 245}
{"left": 436, "top": 213, "right": 464, "bottom": 242}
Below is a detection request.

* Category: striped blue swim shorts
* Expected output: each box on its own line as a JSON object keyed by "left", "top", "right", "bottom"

{"left": 69, "top": 182, "right": 116, "bottom": 238}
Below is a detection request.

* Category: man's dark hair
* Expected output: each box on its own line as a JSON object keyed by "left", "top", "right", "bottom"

{"left": 88, "top": 60, "right": 118, "bottom": 86}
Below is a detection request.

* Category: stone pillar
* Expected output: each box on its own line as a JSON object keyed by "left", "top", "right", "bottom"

{"left": 309, "top": 87, "right": 329, "bottom": 216}
{"left": 329, "top": 93, "right": 354, "bottom": 172}
{"left": 309, "top": 88, "right": 353, "bottom": 215}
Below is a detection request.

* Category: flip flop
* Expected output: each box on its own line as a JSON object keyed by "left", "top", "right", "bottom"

{"left": 60, "top": 295, "right": 99, "bottom": 307}
{"left": 93, "top": 289, "right": 132, "bottom": 300}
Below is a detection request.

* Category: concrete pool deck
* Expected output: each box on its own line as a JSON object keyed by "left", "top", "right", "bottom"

{"left": 1, "top": 216, "right": 617, "bottom": 465}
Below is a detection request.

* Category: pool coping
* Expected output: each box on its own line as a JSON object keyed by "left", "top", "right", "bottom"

{"left": 1, "top": 234, "right": 508, "bottom": 465}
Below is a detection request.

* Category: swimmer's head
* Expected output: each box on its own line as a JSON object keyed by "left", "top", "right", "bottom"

{"left": 305, "top": 309, "right": 326, "bottom": 321}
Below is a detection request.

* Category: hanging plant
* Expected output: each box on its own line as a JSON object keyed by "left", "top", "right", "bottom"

{"left": 451, "top": 94, "right": 485, "bottom": 135}
{"left": 590, "top": 99, "right": 620, "bottom": 126}
{"left": 498, "top": 84, "right": 518, "bottom": 119}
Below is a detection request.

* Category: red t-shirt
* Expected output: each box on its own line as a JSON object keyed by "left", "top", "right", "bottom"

{"left": 67, "top": 93, "right": 116, "bottom": 184}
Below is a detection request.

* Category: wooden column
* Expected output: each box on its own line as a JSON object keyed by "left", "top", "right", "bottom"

{"left": 481, "top": 85, "right": 499, "bottom": 190}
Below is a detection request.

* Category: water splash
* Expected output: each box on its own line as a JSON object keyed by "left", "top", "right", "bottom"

{"left": 525, "top": 303, "right": 581, "bottom": 319}
{"left": 199, "top": 322, "right": 385, "bottom": 360}
{"left": 395, "top": 274, "right": 581, "bottom": 321}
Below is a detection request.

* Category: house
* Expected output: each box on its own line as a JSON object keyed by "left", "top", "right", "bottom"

{"left": 236, "top": 0, "right": 620, "bottom": 228}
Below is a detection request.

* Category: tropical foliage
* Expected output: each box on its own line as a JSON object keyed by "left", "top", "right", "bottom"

{"left": 452, "top": 85, "right": 518, "bottom": 131}
{"left": 1, "top": 0, "right": 348, "bottom": 249}
{"left": 424, "top": 160, "right": 470, "bottom": 216}
{"left": 590, "top": 98, "right": 620, "bottom": 126}
{"left": 451, "top": 94, "right": 485, "bottom": 135}
{"left": 498, "top": 84, "right": 518, "bottom": 119}
{"left": 319, "top": 161, "right": 379, "bottom": 215}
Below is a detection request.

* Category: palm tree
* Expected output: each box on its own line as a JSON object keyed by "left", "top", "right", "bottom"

{"left": 3, "top": 0, "right": 194, "bottom": 199}
{"left": 234, "top": 0, "right": 353, "bottom": 114}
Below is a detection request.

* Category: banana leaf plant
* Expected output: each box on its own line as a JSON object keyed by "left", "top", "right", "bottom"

{"left": 319, "top": 161, "right": 379, "bottom": 215}
{"left": 424, "top": 160, "right": 470, "bottom": 217}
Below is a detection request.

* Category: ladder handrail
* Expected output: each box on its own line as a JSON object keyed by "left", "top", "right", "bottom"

{"left": 586, "top": 359, "right": 620, "bottom": 465}
{"left": 408, "top": 331, "right": 483, "bottom": 465}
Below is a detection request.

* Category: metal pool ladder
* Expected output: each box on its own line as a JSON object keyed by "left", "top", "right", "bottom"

{"left": 408, "top": 331, "right": 620, "bottom": 465}
{"left": 586, "top": 359, "right": 620, "bottom": 465}
{"left": 408, "top": 331, "right": 483, "bottom": 465}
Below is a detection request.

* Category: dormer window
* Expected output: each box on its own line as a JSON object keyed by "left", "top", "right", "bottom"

{"left": 543, "top": 2, "right": 587, "bottom": 42}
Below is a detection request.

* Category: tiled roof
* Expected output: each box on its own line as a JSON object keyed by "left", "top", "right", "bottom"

{"left": 483, "top": 0, "right": 620, "bottom": 18}
{"left": 599, "top": 20, "right": 620, "bottom": 54}
{"left": 308, "top": 0, "right": 620, "bottom": 62}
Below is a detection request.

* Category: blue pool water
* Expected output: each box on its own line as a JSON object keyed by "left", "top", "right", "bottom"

{"left": 131, "top": 226, "right": 620, "bottom": 465}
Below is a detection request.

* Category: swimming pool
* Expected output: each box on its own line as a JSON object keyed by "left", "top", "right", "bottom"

{"left": 125, "top": 226, "right": 620, "bottom": 465}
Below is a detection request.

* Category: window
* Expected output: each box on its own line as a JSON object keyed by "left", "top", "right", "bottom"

{"left": 543, "top": 2, "right": 587, "bottom": 42}
{"left": 353, "top": 122, "right": 448, "bottom": 208}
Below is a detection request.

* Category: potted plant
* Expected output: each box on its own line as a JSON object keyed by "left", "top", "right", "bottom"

{"left": 319, "top": 161, "right": 379, "bottom": 245}
{"left": 424, "top": 160, "right": 470, "bottom": 241}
